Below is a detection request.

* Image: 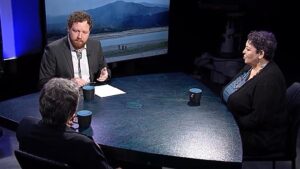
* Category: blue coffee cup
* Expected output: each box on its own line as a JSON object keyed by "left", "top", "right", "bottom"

{"left": 76, "top": 110, "right": 92, "bottom": 129}
{"left": 82, "top": 85, "right": 95, "bottom": 101}
{"left": 188, "top": 88, "right": 202, "bottom": 106}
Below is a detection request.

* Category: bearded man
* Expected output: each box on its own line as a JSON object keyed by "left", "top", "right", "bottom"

{"left": 39, "top": 11, "right": 110, "bottom": 88}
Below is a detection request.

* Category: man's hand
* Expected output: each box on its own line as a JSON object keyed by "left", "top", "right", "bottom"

{"left": 71, "top": 77, "right": 87, "bottom": 87}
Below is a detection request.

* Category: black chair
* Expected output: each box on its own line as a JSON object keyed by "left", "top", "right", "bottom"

{"left": 14, "top": 149, "right": 71, "bottom": 169}
{"left": 243, "top": 82, "right": 300, "bottom": 169}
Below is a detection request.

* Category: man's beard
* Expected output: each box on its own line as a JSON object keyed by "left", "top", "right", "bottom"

{"left": 71, "top": 39, "right": 86, "bottom": 49}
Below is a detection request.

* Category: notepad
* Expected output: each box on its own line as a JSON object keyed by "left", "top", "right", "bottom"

{"left": 94, "top": 84, "right": 126, "bottom": 97}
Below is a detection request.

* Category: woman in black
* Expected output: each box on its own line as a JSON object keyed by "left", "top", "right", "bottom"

{"left": 222, "top": 31, "right": 288, "bottom": 156}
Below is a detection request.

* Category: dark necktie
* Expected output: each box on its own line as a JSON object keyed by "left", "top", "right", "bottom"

{"left": 75, "top": 50, "right": 82, "bottom": 78}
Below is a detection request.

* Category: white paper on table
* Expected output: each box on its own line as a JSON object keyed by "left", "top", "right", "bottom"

{"left": 94, "top": 84, "right": 126, "bottom": 97}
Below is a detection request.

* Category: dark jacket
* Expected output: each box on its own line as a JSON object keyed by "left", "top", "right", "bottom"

{"left": 16, "top": 116, "right": 113, "bottom": 169}
{"left": 39, "top": 36, "right": 110, "bottom": 88}
{"left": 222, "top": 61, "right": 288, "bottom": 155}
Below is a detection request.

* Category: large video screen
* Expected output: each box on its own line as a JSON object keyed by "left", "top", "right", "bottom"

{"left": 44, "top": 0, "right": 170, "bottom": 63}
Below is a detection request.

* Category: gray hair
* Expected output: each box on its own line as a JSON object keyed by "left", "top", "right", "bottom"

{"left": 39, "top": 78, "right": 79, "bottom": 127}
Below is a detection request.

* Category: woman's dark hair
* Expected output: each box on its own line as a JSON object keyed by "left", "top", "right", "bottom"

{"left": 247, "top": 31, "right": 277, "bottom": 60}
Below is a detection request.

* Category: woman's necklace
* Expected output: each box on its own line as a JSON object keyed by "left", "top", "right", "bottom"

{"left": 249, "top": 62, "right": 269, "bottom": 80}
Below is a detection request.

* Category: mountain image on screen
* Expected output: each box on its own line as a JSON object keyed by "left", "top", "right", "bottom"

{"left": 45, "top": 0, "right": 169, "bottom": 62}
{"left": 46, "top": 0, "right": 169, "bottom": 62}
{"left": 47, "top": 1, "right": 168, "bottom": 37}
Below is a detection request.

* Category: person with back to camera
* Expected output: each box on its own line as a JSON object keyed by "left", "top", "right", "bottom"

{"left": 39, "top": 11, "right": 110, "bottom": 88}
{"left": 221, "top": 30, "right": 288, "bottom": 156}
{"left": 16, "top": 78, "right": 117, "bottom": 169}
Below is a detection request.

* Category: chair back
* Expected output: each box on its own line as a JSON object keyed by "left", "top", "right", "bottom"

{"left": 286, "top": 82, "right": 300, "bottom": 158}
{"left": 15, "top": 149, "right": 71, "bottom": 169}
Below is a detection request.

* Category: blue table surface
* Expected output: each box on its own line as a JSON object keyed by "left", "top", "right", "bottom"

{"left": 0, "top": 72, "right": 242, "bottom": 168}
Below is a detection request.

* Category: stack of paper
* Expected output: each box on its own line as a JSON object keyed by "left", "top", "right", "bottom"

{"left": 94, "top": 84, "right": 126, "bottom": 97}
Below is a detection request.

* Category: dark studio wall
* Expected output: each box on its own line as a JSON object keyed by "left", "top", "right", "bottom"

{"left": 169, "top": 0, "right": 299, "bottom": 86}
{"left": 0, "top": 0, "right": 299, "bottom": 101}
{"left": 273, "top": 0, "right": 299, "bottom": 86}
